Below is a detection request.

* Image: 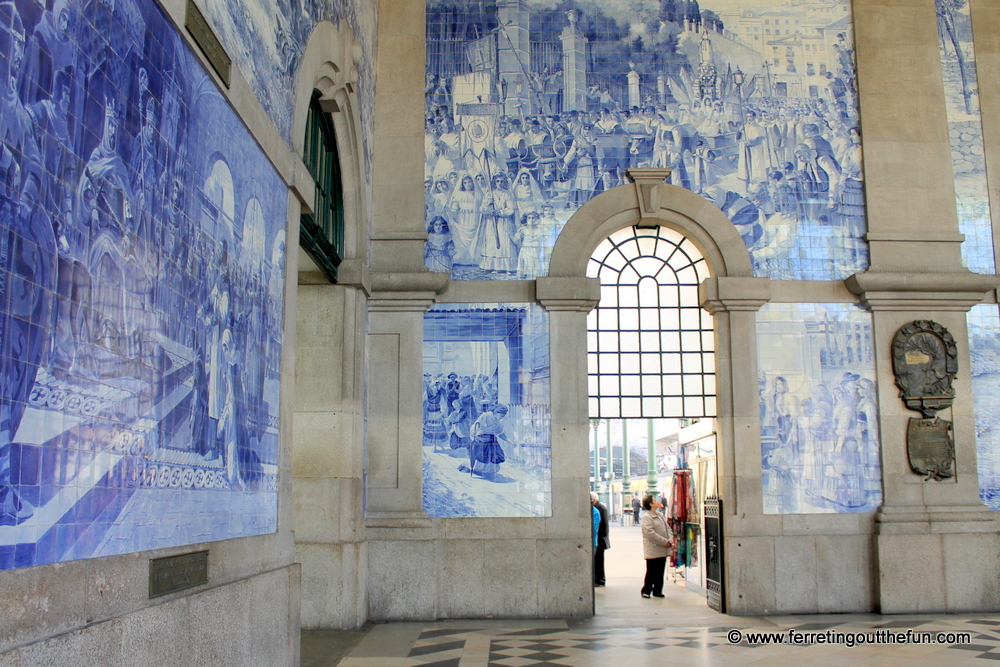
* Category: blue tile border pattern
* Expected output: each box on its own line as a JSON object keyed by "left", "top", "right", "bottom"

{"left": 422, "top": 303, "right": 551, "bottom": 517}
{"left": 969, "top": 304, "right": 1000, "bottom": 510}
{"left": 0, "top": 0, "right": 285, "bottom": 570}
{"left": 424, "top": 0, "right": 867, "bottom": 282}
{"left": 934, "top": 0, "right": 995, "bottom": 274}
{"left": 756, "top": 303, "right": 882, "bottom": 514}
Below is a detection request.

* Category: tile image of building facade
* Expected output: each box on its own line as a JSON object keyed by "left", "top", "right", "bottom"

{"left": 0, "top": 0, "right": 1000, "bottom": 663}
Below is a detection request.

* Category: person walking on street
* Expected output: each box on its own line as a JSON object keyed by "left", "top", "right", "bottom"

{"left": 632, "top": 496, "right": 642, "bottom": 526}
{"left": 591, "top": 492, "right": 610, "bottom": 586}
{"left": 640, "top": 494, "right": 673, "bottom": 598}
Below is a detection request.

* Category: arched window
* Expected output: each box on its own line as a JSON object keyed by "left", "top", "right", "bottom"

{"left": 587, "top": 225, "right": 716, "bottom": 419}
{"left": 300, "top": 89, "right": 345, "bottom": 282}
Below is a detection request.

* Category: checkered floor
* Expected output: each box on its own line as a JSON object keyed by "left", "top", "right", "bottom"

{"left": 336, "top": 616, "right": 1000, "bottom": 666}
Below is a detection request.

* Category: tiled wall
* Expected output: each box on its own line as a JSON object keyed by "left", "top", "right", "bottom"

{"left": 0, "top": 0, "right": 286, "bottom": 569}
{"left": 969, "top": 304, "right": 1000, "bottom": 510}
{"left": 201, "top": 0, "right": 376, "bottom": 177}
{"left": 934, "top": 0, "right": 995, "bottom": 274}
{"left": 422, "top": 303, "right": 551, "bottom": 517}
{"left": 424, "top": 0, "right": 865, "bottom": 281}
{"left": 756, "top": 303, "right": 881, "bottom": 514}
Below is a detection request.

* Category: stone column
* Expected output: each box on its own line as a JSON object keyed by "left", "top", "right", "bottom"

{"left": 364, "top": 273, "right": 447, "bottom": 621}
{"left": 628, "top": 69, "right": 641, "bottom": 110}
{"left": 537, "top": 275, "right": 602, "bottom": 617}
{"left": 846, "top": 274, "right": 998, "bottom": 613}
{"left": 560, "top": 10, "right": 588, "bottom": 112}
{"left": 699, "top": 276, "right": 772, "bottom": 615}
{"left": 366, "top": 277, "right": 448, "bottom": 521}
{"left": 498, "top": 0, "right": 532, "bottom": 116}
{"left": 852, "top": 0, "right": 1000, "bottom": 613}
{"left": 293, "top": 273, "right": 370, "bottom": 629}
{"left": 620, "top": 420, "right": 632, "bottom": 503}
{"left": 646, "top": 419, "right": 658, "bottom": 494}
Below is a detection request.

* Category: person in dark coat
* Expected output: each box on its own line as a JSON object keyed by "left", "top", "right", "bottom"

{"left": 591, "top": 492, "right": 610, "bottom": 586}
{"left": 632, "top": 495, "right": 642, "bottom": 526}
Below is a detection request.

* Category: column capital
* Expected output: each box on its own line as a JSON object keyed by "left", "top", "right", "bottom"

{"left": 698, "top": 276, "right": 771, "bottom": 314}
{"left": 536, "top": 276, "right": 601, "bottom": 312}
{"left": 845, "top": 271, "right": 999, "bottom": 312}
{"left": 333, "top": 259, "right": 371, "bottom": 295}
{"left": 368, "top": 271, "right": 450, "bottom": 312}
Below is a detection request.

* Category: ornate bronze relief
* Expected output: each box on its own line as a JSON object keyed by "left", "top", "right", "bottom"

{"left": 892, "top": 321, "right": 958, "bottom": 480}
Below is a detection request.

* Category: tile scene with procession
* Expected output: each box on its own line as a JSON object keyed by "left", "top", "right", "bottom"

{"left": 424, "top": 0, "right": 867, "bottom": 282}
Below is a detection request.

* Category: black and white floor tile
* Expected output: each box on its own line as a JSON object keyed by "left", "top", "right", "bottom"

{"left": 337, "top": 616, "right": 1000, "bottom": 666}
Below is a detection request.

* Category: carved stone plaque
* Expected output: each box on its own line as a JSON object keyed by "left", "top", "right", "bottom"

{"left": 892, "top": 321, "right": 958, "bottom": 480}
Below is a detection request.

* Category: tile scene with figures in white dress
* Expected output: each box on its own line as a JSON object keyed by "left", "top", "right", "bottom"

{"left": 424, "top": 0, "right": 868, "bottom": 282}
{"left": 756, "top": 303, "right": 881, "bottom": 514}
{"left": 423, "top": 303, "right": 551, "bottom": 518}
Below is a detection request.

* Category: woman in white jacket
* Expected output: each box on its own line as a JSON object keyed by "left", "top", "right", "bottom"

{"left": 640, "top": 494, "right": 673, "bottom": 598}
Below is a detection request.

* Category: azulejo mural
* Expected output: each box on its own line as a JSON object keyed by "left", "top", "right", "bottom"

{"left": 934, "top": 0, "right": 994, "bottom": 274}
{"left": 968, "top": 304, "right": 1000, "bottom": 510}
{"left": 0, "top": 0, "right": 286, "bottom": 569}
{"left": 756, "top": 303, "right": 881, "bottom": 514}
{"left": 423, "top": 303, "right": 551, "bottom": 517}
{"left": 201, "top": 0, "right": 376, "bottom": 180}
{"left": 424, "top": 0, "right": 866, "bottom": 281}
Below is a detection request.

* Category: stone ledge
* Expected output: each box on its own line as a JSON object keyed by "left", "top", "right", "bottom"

{"left": 365, "top": 512, "right": 433, "bottom": 531}
{"left": 368, "top": 271, "right": 450, "bottom": 310}
{"left": 699, "top": 276, "right": 772, "bottom": 313}
{"left": 536, "top": 276, "right": 601, "bottom": 312}
{"left": 846, "top": 271, "right": 999, "bottom": 311}
{"left": 875, "top": 504, "right": 998, "bottom": 534}
{"left": 289, "top": 157, "right": 316, "bottom": 214}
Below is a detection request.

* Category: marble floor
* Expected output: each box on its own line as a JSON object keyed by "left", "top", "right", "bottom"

{"left": 304, "top": 524, "right": 1000, "bottom": 666}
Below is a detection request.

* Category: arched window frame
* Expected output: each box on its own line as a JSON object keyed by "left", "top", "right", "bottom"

{"left": 587, "top": 225, "right": 717, "bottom": 419}
{"left": 300, "top": 89, "right": 345, "bottom": 282}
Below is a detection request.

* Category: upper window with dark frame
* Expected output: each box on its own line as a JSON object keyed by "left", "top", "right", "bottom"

{"left": 300, "top": 90, "right": 345, "bottom": 282}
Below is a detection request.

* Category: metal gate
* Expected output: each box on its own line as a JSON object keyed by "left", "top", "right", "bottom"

{"left": 704, "top": 496, "right": 725, "bottom": 612}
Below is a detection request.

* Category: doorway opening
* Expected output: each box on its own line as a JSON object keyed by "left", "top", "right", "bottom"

{"left": 586, "top": 224, "right": 720, "bottom": 614}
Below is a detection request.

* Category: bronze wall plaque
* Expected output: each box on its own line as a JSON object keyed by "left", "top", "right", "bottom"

{"left": 892, "top": 321, "right": 958, "bottom": 480}
{"left": 149, "top": 550, "right": 209, "bottom": 598}
{"left": 185, "top": 0, "right": 231, "bottom": 88}
{"left": 907, "top": 418, "right": 955, "bottom": 480}
{"left": 892, "top": 320, "right": 957, "bottom": 417}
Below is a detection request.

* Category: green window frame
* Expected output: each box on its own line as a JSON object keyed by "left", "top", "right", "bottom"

{"left": 300, "top": 90, "right": 345, "bottom": 282}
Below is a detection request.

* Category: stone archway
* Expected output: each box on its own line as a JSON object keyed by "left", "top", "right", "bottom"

{"left": 549, "top": 170, "right": 754, "bottom": 281}
{"left": 542, "top": 169, "right": 771, "bottom": 614}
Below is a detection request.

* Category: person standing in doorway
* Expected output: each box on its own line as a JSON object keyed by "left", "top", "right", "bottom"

{"left": 640, "top": 494, "right": 673, "bottom": 599}
{"left": 592, "top": 499, "right": 600, "bottom": 573}
{"left": 591, "top": 492, "right": 610, "bottom": 587}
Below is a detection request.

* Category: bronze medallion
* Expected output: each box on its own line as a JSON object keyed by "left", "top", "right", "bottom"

{"left": 892, "top": 321, "right": 958, "bottom": 480}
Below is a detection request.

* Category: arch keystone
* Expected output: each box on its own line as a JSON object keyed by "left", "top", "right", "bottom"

{"left": 626, "top": 168, "right": 673, "bottom": 219}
